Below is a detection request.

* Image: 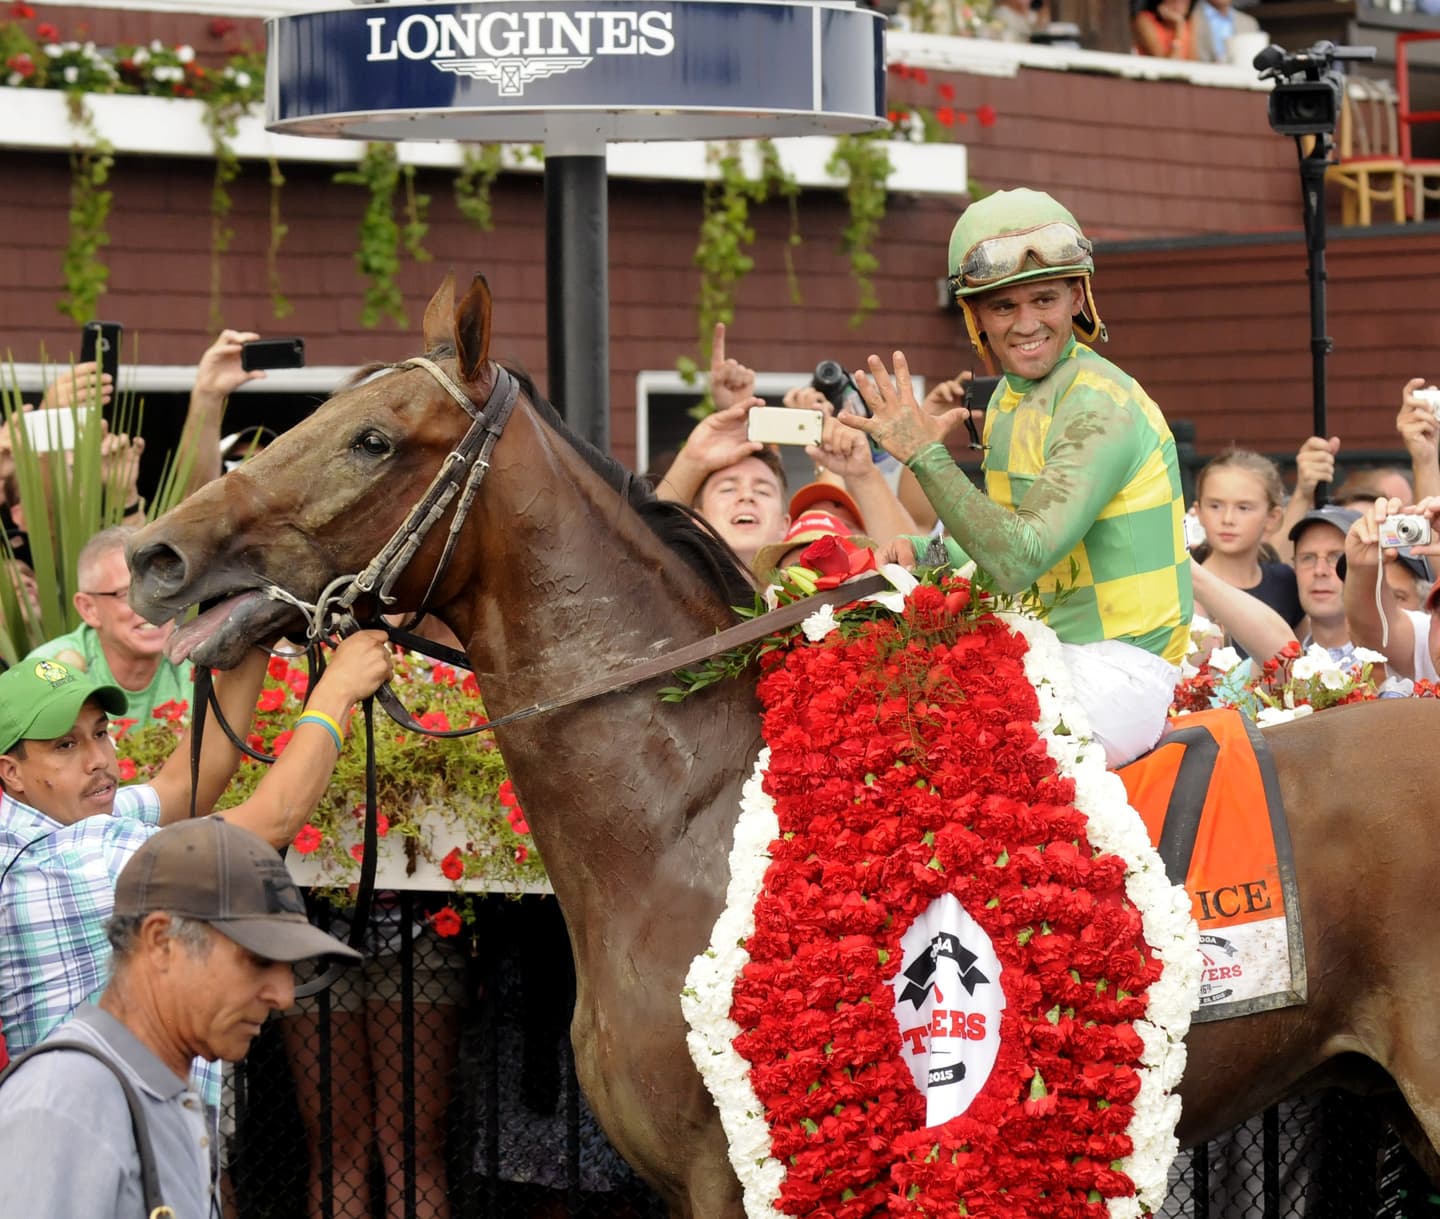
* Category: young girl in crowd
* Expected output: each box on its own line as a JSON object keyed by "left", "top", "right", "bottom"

{"left": 1191, "top": 450, "right": 1305, "bottom": 631}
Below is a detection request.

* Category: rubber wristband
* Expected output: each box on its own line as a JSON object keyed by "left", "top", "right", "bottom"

{"left": 296, "top": 711, "right": 344, "bottom": 753}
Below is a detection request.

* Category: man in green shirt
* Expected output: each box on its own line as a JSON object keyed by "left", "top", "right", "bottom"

{"left": 24, "top": 526, "right": 191, "bottom": 726}
{"left": 843, "top": 188, "right": 1192, "bottom": 767}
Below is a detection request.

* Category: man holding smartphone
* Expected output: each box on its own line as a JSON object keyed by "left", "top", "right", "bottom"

{"left": 843, "top": 188, "right": 1191, "bottom": 768}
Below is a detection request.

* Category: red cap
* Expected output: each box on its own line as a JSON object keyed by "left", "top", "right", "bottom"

{"left": 788, "top": 481, "right": 865, "bottom": 532}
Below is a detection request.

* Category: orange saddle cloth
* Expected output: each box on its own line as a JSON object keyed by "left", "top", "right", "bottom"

{"left": 1117, "top": 708, "right": 1306, "bottom": 1022}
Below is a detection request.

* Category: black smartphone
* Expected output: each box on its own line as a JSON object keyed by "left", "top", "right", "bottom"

{"left": 963, "top": 375, "right": 1003, "bottom": 410}
{"left": 240, "top": 337, "right": 306, "bottom": 372}
{"left": 79, "top": 320, "right": 123, "bottom": 387}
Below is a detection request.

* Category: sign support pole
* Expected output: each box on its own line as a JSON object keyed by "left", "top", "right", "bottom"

{"left": 544, "top": 120, "right": 609, "bottom": 453}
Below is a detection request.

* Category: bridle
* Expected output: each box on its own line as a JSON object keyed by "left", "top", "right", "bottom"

{"left": 262, "top": 355, "right": 520, "bottom": 645}
{"left": 192, "top": 354, "right": 519, "bottom": 997}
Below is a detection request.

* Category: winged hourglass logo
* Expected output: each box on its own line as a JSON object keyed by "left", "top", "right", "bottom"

{"left": 434, "top": 56, "right": 592, "bottom": 97}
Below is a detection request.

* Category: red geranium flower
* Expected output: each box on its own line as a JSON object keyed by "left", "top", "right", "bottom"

{"left": 152, "top": 699, "right": 189, "bottom": 723}
{"left": 272, "top": 729, "right": 294, "bottom": 756}
{"left": 35, "top": 22, "right": 57, "bottom": 40}
{"left": 430, "top": 906, "right": 463, "bottom": 937}
{"left": 10, "top": 3, "right": 36, "bottom": 19}
{"left": 440, "top": 847, "right": 465, "bottom": 881}
{"left": 938, "top": 82, "right": 955, "bottom": 101}
{"left": 349, "top": 843, "right": 365, "bottom": 863}
{"left": 117, "top": 757, "right": 137, "bottom": 782}
{"left": 257, "top": 687, "right": 287, "bottom": 712}
{"left": 292, "top": 824, "right": 323, "bottom": 854}
{"left": 267, "top": 656, "right": 291, "bottom": 680}
{"left": 208, "top": 16, "right": 236, "bottom": 38}
{"left": 462, "top": 672, "right": 480, "bottom": 698}
{"left": 977, "top": 104, "right": 997, "bottom": 128}
{"left": 417, "top": 710, "right": 451, "bottom": 732}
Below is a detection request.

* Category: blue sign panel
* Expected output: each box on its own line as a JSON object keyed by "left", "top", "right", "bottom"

{"left": 266, "top": 0, "right": 887, "bottom": 144}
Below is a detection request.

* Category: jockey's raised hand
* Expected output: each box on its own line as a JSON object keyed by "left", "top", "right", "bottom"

{"left": 842, "top": 352, "right": 969, "bottom": 465}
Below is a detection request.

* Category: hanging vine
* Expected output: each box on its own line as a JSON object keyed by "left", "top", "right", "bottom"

{"left": 681, "top": 140, "right": 802, "bottom": 403}
{"left": 333, "top": 143, "right": 421, "bottom": 328}
{"left": 266, "top": 157, "right": 292, "bottom": 319}
{"left": 455, "top": 144, "right": 505, "bottom": 231}
{"left": 58, "top": 97, "right": 113, "bottom": 324}
{"left": 827, "top": 133, "right": 892, "bottom": 328}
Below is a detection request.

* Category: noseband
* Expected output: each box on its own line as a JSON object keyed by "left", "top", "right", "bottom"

{"left": 263, "top": 355, "right": 519, "bottom": 639}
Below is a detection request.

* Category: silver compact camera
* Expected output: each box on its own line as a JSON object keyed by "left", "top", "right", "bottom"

{"left": 1378, "top": 514, "right": 1432, "bottom": 549}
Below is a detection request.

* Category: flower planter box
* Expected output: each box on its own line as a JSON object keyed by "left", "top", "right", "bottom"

{"left": 0, "top": 85, "right": 968, "bottom": 195}
{"left": 282, "top": 801, "right": 551, "bottom": 895}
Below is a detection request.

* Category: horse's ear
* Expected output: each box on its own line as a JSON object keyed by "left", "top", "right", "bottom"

{"left": 453, "top": 273, "right": 493, "bottom": 389}
{"left": 423, "top": 274, "right": 457, "bottom": 353}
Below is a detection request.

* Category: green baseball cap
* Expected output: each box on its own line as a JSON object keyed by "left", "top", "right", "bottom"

{"left": 0, "top": 658, "right": 129, "bottom": 755}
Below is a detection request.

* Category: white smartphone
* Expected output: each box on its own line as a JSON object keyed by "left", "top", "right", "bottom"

{"left": 746, "top": 407, "right": 824, "bottom": 447}
{"left": 22, "top": 409, "right": 77, "bottom": 454}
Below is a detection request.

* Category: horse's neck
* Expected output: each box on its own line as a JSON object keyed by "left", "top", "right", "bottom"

{"left": 440, "top": 409, "right": 756, "bottom": 910}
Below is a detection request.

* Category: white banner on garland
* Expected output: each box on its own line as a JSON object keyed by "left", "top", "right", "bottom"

{"left": 892, "top": 894, "right": 1006, "bottom": 1127}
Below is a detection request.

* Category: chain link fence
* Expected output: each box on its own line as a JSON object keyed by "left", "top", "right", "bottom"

{"left": 221, "top": 891, "right": 1439, "bottom": 1218}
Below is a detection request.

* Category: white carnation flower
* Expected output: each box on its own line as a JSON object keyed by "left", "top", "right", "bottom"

{"left": 800, "top": 603, "right": 839, "bottom": 642}
{"left": 1207, "top": 645, "right": 1242, "bottom": 673}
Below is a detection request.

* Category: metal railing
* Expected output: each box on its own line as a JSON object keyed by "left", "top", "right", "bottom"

{"left": 224, "top": 897, "right": 1436, "bottom": 1217}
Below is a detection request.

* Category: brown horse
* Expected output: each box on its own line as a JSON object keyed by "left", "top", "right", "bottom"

{"left": 128, "top": 276, "right": 1440, "bottom": 1214}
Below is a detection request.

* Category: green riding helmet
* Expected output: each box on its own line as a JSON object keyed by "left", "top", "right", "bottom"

{"left": 947, "top": 188, "right": 1106, "bottom": 360}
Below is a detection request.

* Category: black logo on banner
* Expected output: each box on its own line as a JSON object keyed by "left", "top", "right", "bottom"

{"left": 898, "top": 932, "right": 991, "bottom": 1009}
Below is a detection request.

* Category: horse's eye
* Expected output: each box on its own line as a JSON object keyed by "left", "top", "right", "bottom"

{"left": 354, "top": 431, "right": 392, "bottom": 457}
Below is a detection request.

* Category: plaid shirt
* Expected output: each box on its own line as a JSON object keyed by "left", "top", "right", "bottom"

{"left": 0, "top": 785, "right": 161, "bottom": 1056}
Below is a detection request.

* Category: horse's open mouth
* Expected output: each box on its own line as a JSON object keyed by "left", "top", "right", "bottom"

{"left": 166, "top": 590, "right": 304, "bottom": 670}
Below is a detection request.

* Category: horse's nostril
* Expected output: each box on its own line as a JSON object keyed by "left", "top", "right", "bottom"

{"left": 131, "top": 541, "right": 188, "bottom": 592}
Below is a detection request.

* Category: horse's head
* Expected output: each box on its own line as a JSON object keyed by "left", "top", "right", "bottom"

{"left": 129, "top": 274, "right": 507, "bottom": 668}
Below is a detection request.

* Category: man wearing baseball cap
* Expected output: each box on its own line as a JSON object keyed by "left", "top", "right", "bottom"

{"left": 0, "top": 818, "right": 358, "bottom": 1219}
{"left": 0, "top": 630, "right": 393, "bottom": 1069}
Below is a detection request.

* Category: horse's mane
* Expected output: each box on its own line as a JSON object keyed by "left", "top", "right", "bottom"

{"left": 347, "top": 350, "right": 755, "bottom": 611}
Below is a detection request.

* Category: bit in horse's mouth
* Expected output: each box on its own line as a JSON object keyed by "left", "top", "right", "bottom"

{"left": 166, "top": 590, "right": 304, "bottom": 669}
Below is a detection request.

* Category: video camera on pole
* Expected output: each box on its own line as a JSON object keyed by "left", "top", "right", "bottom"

{"left": 1253, "top": 39, "right": 1375, "bottom": 505}
{"left": 1253, "top": 41, "right": 1376, "bottom": 137}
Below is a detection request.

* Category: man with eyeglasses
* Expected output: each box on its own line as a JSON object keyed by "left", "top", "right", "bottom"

{"left": 844, "top": 188, "right": 1191, "bottom": 767}
{"left": 23, "top": 525, "right": 191, "bottom": 726}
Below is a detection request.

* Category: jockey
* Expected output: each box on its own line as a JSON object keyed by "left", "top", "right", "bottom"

{"left": 843, "top": 188, "right": 1192, "bottom": 768}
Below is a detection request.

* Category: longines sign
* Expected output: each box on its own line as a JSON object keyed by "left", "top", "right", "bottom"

{"left": 266, "top": 0, "right": 887, "bottom": 143}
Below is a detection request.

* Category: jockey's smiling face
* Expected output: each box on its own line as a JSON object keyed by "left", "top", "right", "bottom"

{"left": 970, "top": 277, "right": 1085, "bottom": 381}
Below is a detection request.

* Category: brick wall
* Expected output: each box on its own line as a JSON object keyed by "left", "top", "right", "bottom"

{"left": 4, "top": 8, "right": 1425, "bottom": 470}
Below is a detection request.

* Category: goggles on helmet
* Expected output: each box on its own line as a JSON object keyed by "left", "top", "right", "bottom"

{"left": 949, "top": 221, "right": 1093, "bottom": 295}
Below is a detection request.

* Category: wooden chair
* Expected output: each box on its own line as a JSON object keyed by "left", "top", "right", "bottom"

{"left": 1394, "top": 31, "right": 1440, "bottom": 221}
{"left": 1326, "top": 77, "right": 1406, "bottom": 227}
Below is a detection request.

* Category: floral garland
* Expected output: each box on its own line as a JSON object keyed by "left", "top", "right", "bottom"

{"left": 683, "top": 567, "right": 1197, "bottom": 1219}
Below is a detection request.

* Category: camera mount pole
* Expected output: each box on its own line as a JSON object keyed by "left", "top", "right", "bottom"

{"left": 1297, "top": 131, "right": 1334, "bottom": 505}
